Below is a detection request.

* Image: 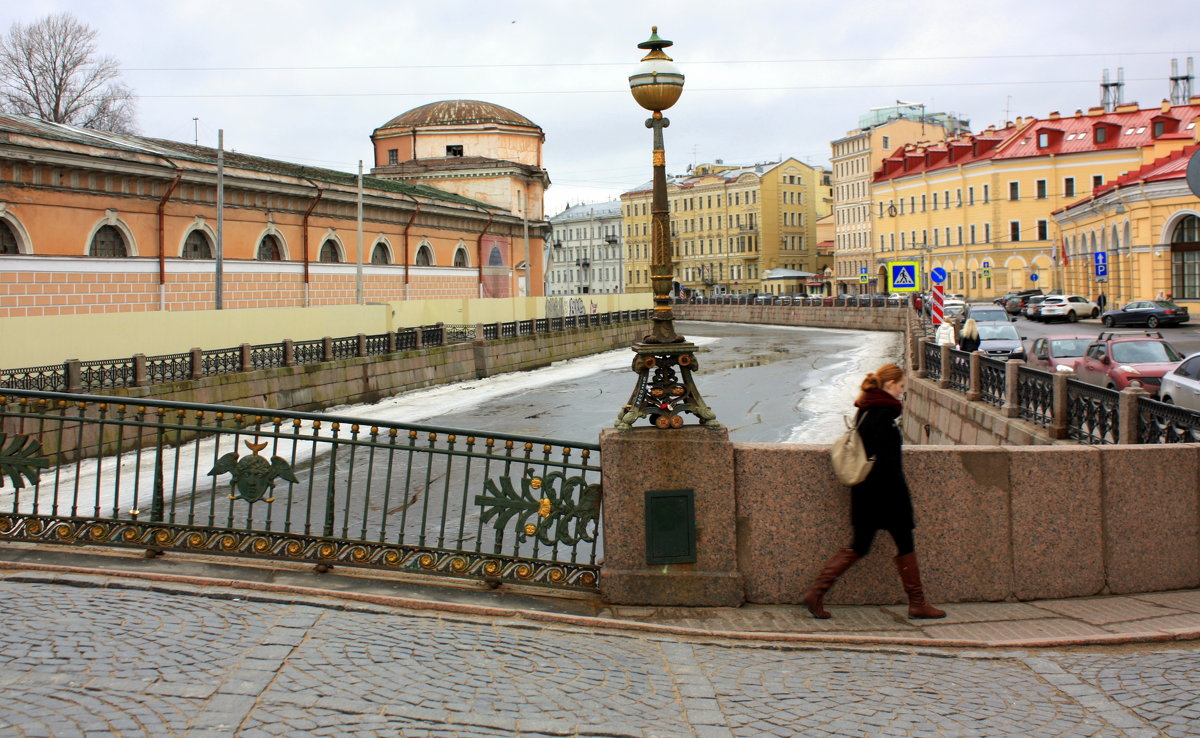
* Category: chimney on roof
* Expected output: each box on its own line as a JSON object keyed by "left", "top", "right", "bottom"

{"left": 1162, "top": 99, "right": 1172, "bottom": 113}
{"left": 1087, "top": 106, "right": 1105, "bottom": 116}
{"left": 1048, "top": 111, "right": 1061, "bottom": 120}
{"left": 1075, "top": 109, "right": 1084, "bottom": 117}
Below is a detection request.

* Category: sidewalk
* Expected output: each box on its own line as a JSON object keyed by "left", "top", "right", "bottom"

{"left": 2, "top": 544, "right": 1199, "bottom": 650}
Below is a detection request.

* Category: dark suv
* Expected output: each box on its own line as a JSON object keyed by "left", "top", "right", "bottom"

{"left": 1004, "top": 289, "right": 1043, "bottom": 315}
{"left": 1073, "top": 331, "right": 1184, "bottom": 394}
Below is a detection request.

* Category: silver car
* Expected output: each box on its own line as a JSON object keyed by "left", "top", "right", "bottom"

{"left": 977, "top": 323, "right": 1026, "bottom": 360}
{"left": 1159, "top": 352, "right": 1200, "bottom": 410}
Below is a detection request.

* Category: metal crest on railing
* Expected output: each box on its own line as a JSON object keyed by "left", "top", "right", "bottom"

{"left": 476, "top": 471, "right": 601, "bottom": 547}
{"left": 0, "top": 433, "right": 48, "bottom": 490}
{"left": 208, "top": 440, "right": 299, "bottom": 503}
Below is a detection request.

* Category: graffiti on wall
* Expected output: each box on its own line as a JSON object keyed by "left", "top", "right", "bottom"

{"left": 545, "top": 297, "right": 596, "bottom": 318}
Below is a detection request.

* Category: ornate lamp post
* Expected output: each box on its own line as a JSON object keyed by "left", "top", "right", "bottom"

{"left": 615, "top": 28, "right": 719, "bottom": 431}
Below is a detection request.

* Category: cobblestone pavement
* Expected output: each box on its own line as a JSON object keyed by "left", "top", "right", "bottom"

{"left": 2, "top": 577, "right": 1200, "bottom": 737}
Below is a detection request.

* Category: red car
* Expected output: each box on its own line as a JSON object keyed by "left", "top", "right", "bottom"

{"left": 1073, "top": 331, "right": 1184, "bottom": 394}
{"left": 1025, "top": 334, "right": 1093, "bottom": 373}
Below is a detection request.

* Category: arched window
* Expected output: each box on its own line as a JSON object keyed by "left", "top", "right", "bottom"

{"left": 182, "top": 230, "right": 212, "bottom": 259}
{"left": 1171, "top": 214, "right": 1200, "bottom": 299}
{"left": 0, "top": 219, "right": 18, "bottom": 254}
{"left": 318, "top": 239, "right": 341, "bottom": 263}
{"left": 371, "top": 242, "right": 390, "bottom": 264}
{"left": 1172, "top": 214, "right": 1200, "bottom": 244}
{"left": 488, "top": 245, "right": 504, "bottom": 266}
{"left": 89, "top": 225, "right": 128, "bottom": 257}
{"left": 453, "top": 247, "right": 468, "bottom": 267}
{"left": 414, "top": 245, "right": 433, "bottom": 266}
{"left": 257, "top": 234, "right": 282, "bottom": 261}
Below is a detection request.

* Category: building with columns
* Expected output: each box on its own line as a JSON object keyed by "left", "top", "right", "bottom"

{"left": 871, "top": 99, "right": 1200, "bottom": 301}
{"left": 546, "top": 200, "right": 624, "bottom": 296}
{"left": 0, "top": 106, "right": 544, "bottom": 318}
{"left": 620, "top": 159, "right": 831, "bottom": 296}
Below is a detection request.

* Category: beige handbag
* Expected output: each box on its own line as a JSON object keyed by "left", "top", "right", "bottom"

{"left": 830, "top": 414, "right": 875, "bottom": 486}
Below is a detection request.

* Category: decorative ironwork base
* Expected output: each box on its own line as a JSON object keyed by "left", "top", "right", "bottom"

{"left": 615, "top": 341, "right": 720, "bottom": 430}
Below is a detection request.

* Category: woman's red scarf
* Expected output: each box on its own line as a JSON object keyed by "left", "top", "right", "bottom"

{"left": 855, "top": 388, "right": 902, "bottom": 411}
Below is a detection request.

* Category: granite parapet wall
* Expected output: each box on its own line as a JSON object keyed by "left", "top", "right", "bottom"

{"left": 730, "top": 443, "right": 1200, "bottom": 605}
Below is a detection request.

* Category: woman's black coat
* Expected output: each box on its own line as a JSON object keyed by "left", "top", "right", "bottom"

{"left": 851, "top": 398, "right": 915, "bottom": 531}
{"left": 958, "top": 334, "right": 981, "bottom": 353}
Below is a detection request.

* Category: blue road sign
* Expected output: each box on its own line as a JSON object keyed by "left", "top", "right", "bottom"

{"left": 930, "top": 267, "right": 946, "bottom": 284}
{"left": 1030, "top": 273, "right": 1039, "bottom": 282}
{"left": 1095, "top": 252, "right": 1108, "bottom": 266}
{"left": 859, "top": 266, "right": 868, "bottom": 275}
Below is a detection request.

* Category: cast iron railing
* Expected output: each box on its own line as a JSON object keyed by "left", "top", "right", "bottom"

{"left": 681, "top": 295, "right": 907, "bottom": 308}
{"left": 1065, "top": 379, "right": 1119, "bottom": 444}
{"left": 979, "top": 356, "right": 1006, "bottom": 407}
{"left": 1016, "top": 365, "right": 1053, "bottom": 428}
{"left": 923, "top": 341, "right": 942, "bottom": 381}
{"left": 0, "top": 388, "right": 602, "bottom": 590}
{"left": 947, "top": 349, "right": 970, "bottom": 393}
{"left": 0, "top": 309, "right": 653, "bottom": 395}
{"left": 1137, "top": 396, "right": 1200, "bottom": 443}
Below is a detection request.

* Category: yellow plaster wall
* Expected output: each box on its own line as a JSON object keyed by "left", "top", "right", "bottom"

{"left": 0, "top": 294, "right": 652, "bottom": 367}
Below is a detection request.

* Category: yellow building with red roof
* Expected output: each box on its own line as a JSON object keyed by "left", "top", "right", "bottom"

{"left": 871, "top": 99, "right": 1200, "bottom": 299}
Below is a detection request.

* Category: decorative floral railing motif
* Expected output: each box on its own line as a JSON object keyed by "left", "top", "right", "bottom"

{"left": 0, "top": 388, "right": 603, "bottom": 590}
{"left": 330, "top": 337, "right": 358, "bottom": 361}
{"left": 947, "top": 349, "right": 970, "bottom": 393}
{"left": 250, "top": 343, "right": 284, "bottom": 370}
{"left": 200, "top": 348, "right": 241, "bottom": 377}
{"left": 1137, "top": 396, "right": 1200, "bottom": 443}
{"left": 292, "top": 340, "right": 325, "bottom": 366}
{"left": 80, "top": 359, "right": 136, "bottom": 391}
{"left": 979, "top": 356, "right": 1006, "bottom": 407}
{"left": 146, "top": 353, "right": 191, "bottom": 385}
{"left": 1065, "top": 379, "right": 1119, "bottom": 444}
{"left": 923, "top": 342, "right": 942, "bottom": 381}
{"left": 1016, "top": 365, "right": 1053, "bottom": 428}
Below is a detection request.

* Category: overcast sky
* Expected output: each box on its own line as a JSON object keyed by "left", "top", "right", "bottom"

{"left": 10, "top": 0, "right": 1200, "bottom": 216}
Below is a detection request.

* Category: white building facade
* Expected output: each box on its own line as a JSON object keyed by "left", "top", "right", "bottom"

{"left": 546, "top": 200, "right": 624, "bottom": 295}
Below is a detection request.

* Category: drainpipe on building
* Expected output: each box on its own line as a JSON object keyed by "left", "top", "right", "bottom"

{"left": 156, "top": 168, "right": 183, "bottom": 311}
{"left": 397, "top": 191, "right": 421, "bottom": 301}
{"left": 476, "top": 209, "right": 495, "bottom": 299}
{"left": 300, "top": 178, "right": 324, "bottom": 308}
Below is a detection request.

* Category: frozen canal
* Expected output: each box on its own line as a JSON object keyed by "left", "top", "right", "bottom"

{"left": 330, "top": 321, "right": 903, "bottom": 445}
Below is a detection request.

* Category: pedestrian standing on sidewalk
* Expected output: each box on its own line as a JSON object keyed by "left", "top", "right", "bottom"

{"left": 934, "top": 318, "right": 955, "bottom": 347}
{"left": 958, "top": 318, "right": 980, "bottom": 353}
{"left": 804, "top": 363, "right": 946, "bottom": 620}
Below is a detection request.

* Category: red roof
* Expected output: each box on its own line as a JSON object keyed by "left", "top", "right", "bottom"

{"left": 874, "top": 102, "right": 1200, "bottom": 184}
{"left": 1052, "top": 141, "right": 1200, "bottom": 215}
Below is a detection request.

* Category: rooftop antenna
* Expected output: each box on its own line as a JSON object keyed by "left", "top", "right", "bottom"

{"left": 1003, "top": 96, "right": 1012, "bottom": 125}
{"left": 1170, "top": 58, "right": 1195, "bottom": 105}
{"left": 1100, "top": 68, "right": 1125, "bottom": 112}
{"left": 192, "top": 117, "right": 199, "bottom": 145}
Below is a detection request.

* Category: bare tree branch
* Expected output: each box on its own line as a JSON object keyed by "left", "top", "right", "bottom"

{"left": 0, "top": 12, "right": 136, "bottom": 134}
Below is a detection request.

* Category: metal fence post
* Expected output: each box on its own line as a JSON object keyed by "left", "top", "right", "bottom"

{"left": 1050, "top": 370, "right": 1072, "bottom": 439}
{"left": 322, "top": 337, "right": 333, "bottom": 362}
{"left": 132, "top": 354, "right": 147, "bottom": 387}
{"left": 1002, "top": 360, "right": 1022, "bottom": 417}
{"left": 1118, "top": 384, "right": 1150, "bottom": 444}
{"left": 967, "top": 351, "right": 982, "bottom": 401}
{"left": 283, "top": 339, "right": 295, "bottom": 367}
{"left": 938, "top": 344, "right": 951, "bottom": 389}
{"left": 240, "top": 343, "right": 252, "bottom": 372}
{"left": 64, "top": 359, "right": 81, "bottom": 393}
{"left": 190, "top": 348, "right": 203, "bottom": 380}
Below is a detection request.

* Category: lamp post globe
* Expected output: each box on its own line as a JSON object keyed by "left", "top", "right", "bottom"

{"left": 628, "top": 27, "right": 685, "bottom": 112}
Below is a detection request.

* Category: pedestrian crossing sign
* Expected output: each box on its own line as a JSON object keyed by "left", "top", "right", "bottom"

{"left": 887, "top": 261, "right": 920, "bottom": 292}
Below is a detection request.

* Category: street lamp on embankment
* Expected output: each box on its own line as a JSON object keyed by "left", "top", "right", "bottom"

{"left": 615, "top": 27, "right": 719, "bottom": 431}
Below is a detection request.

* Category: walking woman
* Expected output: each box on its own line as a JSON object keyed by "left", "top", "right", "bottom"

{"left": 804, "top": 363, "right": 946, "bottom": 619}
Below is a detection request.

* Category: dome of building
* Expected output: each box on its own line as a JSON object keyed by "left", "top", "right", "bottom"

{"left": 380, "top": 100, "right": 538, "bottom": 130}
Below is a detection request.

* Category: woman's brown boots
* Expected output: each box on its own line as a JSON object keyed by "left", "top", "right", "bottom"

{"left": 894, "top": 552, "right": 946, "bottom": 619}
{"left": 803, "top": 548, "right": 860, "bottom": 619}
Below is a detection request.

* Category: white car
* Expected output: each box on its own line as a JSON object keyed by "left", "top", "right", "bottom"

{"left": 1038, "top": 295, "right": 1100, "bottom": 323}
{"left": 1159, "top": 351, "right": 1200, "bottom": 411}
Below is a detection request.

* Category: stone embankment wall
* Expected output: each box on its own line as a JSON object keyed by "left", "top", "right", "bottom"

{"left": 601, "top": 430, "right": 1200, "bottom": 606}
{"left": 100, "top": 322, "right": 648, "bottom": 413}
{"left": 673, "top": 303, "right": 907, "bottom": 332}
